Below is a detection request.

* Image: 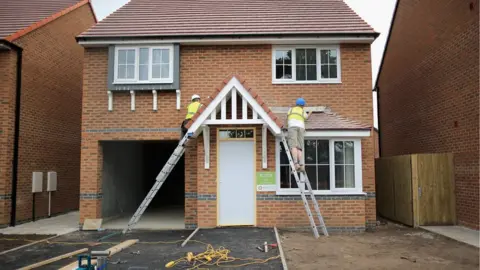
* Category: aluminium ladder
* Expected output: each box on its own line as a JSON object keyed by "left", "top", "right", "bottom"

{"left": 123, "top": 132, "right": 192, "bottom": 234}
{"left": 280, "top": 134, "right": 329, "bottom": 238}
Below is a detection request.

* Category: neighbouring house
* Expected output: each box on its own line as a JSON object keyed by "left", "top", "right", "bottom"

{"left": 376, "top": 0, "right": 479, "bottom": 229}
{"left": 0, "top": 0, "right": 96, "bottom": 226}
{"left": 76, "top": 0, "right": 378, "bottom": 231}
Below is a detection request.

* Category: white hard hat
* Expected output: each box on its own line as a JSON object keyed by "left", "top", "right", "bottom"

{"left": 191, "top": 94, "right": 200, "bottom": 100}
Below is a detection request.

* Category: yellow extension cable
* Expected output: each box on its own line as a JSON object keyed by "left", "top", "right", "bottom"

{"left": 0, "top": 238, "right": 280, "bottom": 269}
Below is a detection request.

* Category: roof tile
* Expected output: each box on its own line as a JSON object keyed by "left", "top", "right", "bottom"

{"left": 79, "top": 0, "right": 376, "bottom": 39}
{"left": 0, "top": 0, "right": 88, "bottom": 40}
{"left": 277, "top": 110, "right": 371, "bottom": 130}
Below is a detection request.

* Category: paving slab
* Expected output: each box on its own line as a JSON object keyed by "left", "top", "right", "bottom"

{"left": 0, "top": 211, "right": 79, "bottom": 235}
{"left": 421, "top": 225, "right": 479, "bottom": 248}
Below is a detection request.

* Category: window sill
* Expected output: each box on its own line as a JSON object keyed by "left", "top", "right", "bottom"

{"left": 272, "top": 80, "right": 342, "bottom": 85}
{"left": 113, "top": 80, "right": 173, "bottom": 85}
{"left": 275, "top": 190, "right": 366, "bottom": 196}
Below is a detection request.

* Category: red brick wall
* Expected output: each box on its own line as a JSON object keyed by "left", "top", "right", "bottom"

{"left": 377, "top": 0, "right": 479, "bottom": 229}
{"left": 4, "top": 4, "right": 96, "bottom": 224}
{"left": 80, "top": 44, "right": 375, "bottom": 228}
{"left": 0, "top": 51, "right": 17, "bottom": 225}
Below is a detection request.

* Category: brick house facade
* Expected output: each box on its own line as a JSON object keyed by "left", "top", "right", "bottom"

{"left": 0, "top": 0, "right": 96, "bottom": 226}
{"left": 376, "top": 0, "right": 479, "bottom": 229}
{"left": 77, "top": 0, "right": 378, "bottom": 231}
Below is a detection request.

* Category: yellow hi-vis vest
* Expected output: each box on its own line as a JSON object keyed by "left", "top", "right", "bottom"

{"left": 287, "top": 106, "right": 305, "bottom": 122}
{"left": 185, "top": 101, "right": 201, "bottom": 119}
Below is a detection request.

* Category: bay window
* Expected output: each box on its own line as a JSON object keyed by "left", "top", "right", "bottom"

{"left": 272, "top": 45, "right": 341, "bottom": 83}
{"left": 114, "top": 45, "right": 173, "bottom": 84}
{"left": 277, "top": 137, "right": 362, "bottom": 194}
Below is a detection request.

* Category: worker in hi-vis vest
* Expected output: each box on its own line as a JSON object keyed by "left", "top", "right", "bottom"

{"left": 286, "top": 98, "right": 312, "bottom": 172}
{"left": 181, "top": 94, "right": 202, "bottom": 139}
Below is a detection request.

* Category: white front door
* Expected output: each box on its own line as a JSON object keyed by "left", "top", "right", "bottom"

{"left": 218, "top": 140, "right": 255, "bottom": 226}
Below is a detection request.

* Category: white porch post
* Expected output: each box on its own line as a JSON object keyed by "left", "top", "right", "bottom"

{"left": 262, "top": 124, "right": 267, "bottom": 169}
{"left": 203, "top": 126, "right": 210, "bottom": 169}
{"left": 130, "top": 90, "right": 135, "bottom": 111}
{"left": 107, "top": 91, "right": 113, "bottom": 111}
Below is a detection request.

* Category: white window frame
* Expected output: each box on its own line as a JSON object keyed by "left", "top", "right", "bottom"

{"left": 113, "top": 45, "right": 174, "bottom": 84}
{"left": 275, "top": 133, "right": 364, "bottom": 195}
{"left": 271, "top": 45, "right": 341, "bottom": 84}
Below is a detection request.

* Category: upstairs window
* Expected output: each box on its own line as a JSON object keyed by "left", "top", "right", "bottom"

{"left": 114, "top": 45, "right": 173, "bottom": 84}
{"left": 272, "top": 46, "right": 341, "bottom": 84}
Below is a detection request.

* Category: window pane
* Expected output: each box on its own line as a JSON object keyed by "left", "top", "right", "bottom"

{"left": 153, "top": 49, "right": 161, "bottom": 64}
{"left": 296, "top": 65, "right": 306, "bottom": 81}
{"left": 334, "top": 142, "right": 344, "bottom": 164}
{"left": 306, "top": 49, "right": 316, "bottom": 64}
{"left": 284, "top": 50, "right": 292, "bottom": 64}
{"left": 335, "top": 165, "right": 345, "bottom": 188}
{"left": 152, "top": 65, "right": 160, "bottom": 78}
{"left": 318, "top": 166, "right": 330, "bottom": 190}
{"left": 320, "top": 50, "right": 329, "bottom": 64}
{"left": 219, "top": 130, "right": 236, "bottom": 139}
{"left": 139, "top": 48, "right": 149, "bottom": 65}
{"left": 245, "top": 129, "right": 254, "bottom": 138}
{"left": 127, "top": 50, "right": 135, "bottom": 64}
{"left": 118, "top": 50, "right": 126, "bottom": 64}
{"left": 296, "top": 49, "right": 306, "bottom": 64}
{"left": 321, "top": 64, "right": 329, "bottom": 79}
{"left": 345, "top": 165, "right": 355, "bottom": 188}
{"left": 280, "top": 142, "right": 289, "bottom": 165}
{"left": 236, "top": 129, "right": 245, "bottom": 138}
{"left": 306, "top": 165, "right": 317, "bottom": 190}
{"left": 139, "top": 65, "right": 148, "bottom": 80}
{"left": 161, "top": 49, "right": 169, "bottom": 63}
{"left": 161, "top": 64, "right": 169, "bottom": 78}
{"left": 284, "top": 65, "right": 292, "bottom": 79}
{"left": 280, "top": 166, "right": 291, "bottom": 188}
{"left": 117, "top": 65, "right": 126, "bottom": 79}
{"left": 305, "top": 140, "right": 316, "bottom": 164}
{"left": 275, "top": 51, "right": 284, "bottom": 65}
{"left": 317, "top": 140, "right": 329, "bottom": 164}
{"left": 329, "top": 49, "right": 337, "bottom": 64}
{"left": 126, "top": 65, "right": 135, "bottom": 79}
{"left": 275, "top": 65, "right": 284, "bottom": 79}
{"left": 345, "top": 141, "right": 354, "bottom": 164}
{"left": 306, "top": 65, "right": 317, "bottom": 80}
{"left": 329, "top": 65, "right": 337, "bottom": 79}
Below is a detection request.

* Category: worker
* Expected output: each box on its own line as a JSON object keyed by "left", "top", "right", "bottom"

{"left": 180, "top": 94, "right": 202, "bottom": 138}
{"left": 286, "top": 98, "right": 312, "bottom": 172}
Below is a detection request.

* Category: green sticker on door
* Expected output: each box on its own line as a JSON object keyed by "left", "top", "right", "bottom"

{"left": 256, "top": 172, "right": 276, "bottom": 191}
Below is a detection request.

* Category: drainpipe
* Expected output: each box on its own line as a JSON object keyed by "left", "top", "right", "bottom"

{"left": 1, "top": 40, "right": 23, "bottom": 226}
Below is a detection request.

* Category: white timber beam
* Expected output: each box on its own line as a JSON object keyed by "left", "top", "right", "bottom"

{"left": 107, "top": 91, "right": 113, "bottom": 111}
{"left": 252, "top": 110, "right": 258, "bottom": 119}
{"left": 203, "top": 126, "right": 210, "bottom": 169}
{"left": 221, "top": 97, "right": 227, "bottom": 120}
{"left": 176, "top": 89, "right": 181, "bottom": 110}
{"left": 203, "top": 119, "right": 265, "bottom": 125}
{"left": 242, "top": 97, "right": 247, "bottom": 120}
{"left": 262, "top": 124, "right": 268, "bottom": 169}
{"left": 231, "top": 88, "right": 237, "bottom": 120}
{"left": 130, "top": 90, "right": 135, "bottom": 111}
{"left": 152, "top": 90, "right": 158, "bottom": 111}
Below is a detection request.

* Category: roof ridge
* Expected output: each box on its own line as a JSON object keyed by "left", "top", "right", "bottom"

{"left": 5, "top": 0, "right": 91, "bottom": 42}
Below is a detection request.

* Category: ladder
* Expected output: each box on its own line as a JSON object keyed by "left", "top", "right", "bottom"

{"left": 122, "top": 132, "right": 192, "bottom": 234}
{"left": 280, "top": 134, "right": 329, "bottom": 238}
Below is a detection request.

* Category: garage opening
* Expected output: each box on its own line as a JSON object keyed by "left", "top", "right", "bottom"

{"left": 101, "top": 141, "right": 185, "bottom": 230}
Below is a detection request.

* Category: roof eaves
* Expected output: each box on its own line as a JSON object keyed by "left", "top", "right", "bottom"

{"left": 5, "top": 0, "right": 90, "bottom": 42}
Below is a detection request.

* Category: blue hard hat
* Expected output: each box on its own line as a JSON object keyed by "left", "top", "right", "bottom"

{"left": 296, "top": 98, "right": 306, "bottom": 106}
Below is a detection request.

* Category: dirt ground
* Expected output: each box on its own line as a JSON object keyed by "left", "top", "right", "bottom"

{"left": 280, "top": 223, "right": 479, "bottom": 270}
{"left": 0, "top": 234, "right": 54, "bottom": 253}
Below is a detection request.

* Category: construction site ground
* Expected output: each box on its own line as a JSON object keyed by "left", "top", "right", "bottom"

{"left": 279, "top": 222, "right": 479, "bottom": 270}
{"left": 0, "top": 227, "right": 282, "bottom": 269}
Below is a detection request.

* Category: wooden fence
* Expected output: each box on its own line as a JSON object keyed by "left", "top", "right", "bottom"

{"left": 375, "top": 153, "right": 455, "bottom": 227}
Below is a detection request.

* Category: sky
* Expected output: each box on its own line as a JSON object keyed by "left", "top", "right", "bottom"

{"left": 90, "top": 0, "right": 397, "bottom": 128}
